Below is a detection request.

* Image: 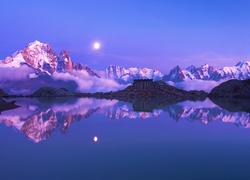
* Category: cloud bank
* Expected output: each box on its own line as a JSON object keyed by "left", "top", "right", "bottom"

{"left": 167, "top": 79, "right": 227, "bottom": 93}
{"left": 52, "top": 70, "right": 126, "bottom": 93}
{"left": 0, "top": 65, "right": 34, "bottom": 81}
{"left": 0, "top": 65, "right": 226, "bottom": 94}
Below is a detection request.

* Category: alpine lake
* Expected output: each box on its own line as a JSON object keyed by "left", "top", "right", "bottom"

{"left": 0, "top": 97, "right": 250, "bottom": 180}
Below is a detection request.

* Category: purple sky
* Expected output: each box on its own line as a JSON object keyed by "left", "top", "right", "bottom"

{"left": 0, "top": 0, "right": 250, "bottom": 72}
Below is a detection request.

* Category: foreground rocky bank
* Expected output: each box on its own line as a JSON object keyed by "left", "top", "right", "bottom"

{"left": 0, "top": 80, "right": 208, "bottom": 112}
{"left": 88, "top": 80, "right": 208, "bottom": 111}
{"left": 209, "top": 79, "right": 250, "bottom": 98}
{"left": 209, "top": 79, "right": 250, "bottom": 112}
{"left": 0, "top": 99, "right": 20, "bottom": 113}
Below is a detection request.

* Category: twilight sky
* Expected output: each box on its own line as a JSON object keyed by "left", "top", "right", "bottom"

{"left": 0, "top": 0, "right": 250, "bottom": 72}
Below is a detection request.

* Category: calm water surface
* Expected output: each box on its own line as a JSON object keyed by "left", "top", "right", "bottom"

{"left": 0, "top": 98, "right": 250, "bottom": 180}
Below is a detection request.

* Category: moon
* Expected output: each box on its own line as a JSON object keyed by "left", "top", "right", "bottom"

{"left": 93, "top": 42, "right": 101, "bottom": 50}
{"left": 93, "top": 136, "right": 98, "bottom": 142}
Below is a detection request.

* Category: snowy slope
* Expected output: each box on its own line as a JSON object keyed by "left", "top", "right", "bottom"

{"left": 0, "top": 40, "right": 98, "bottom": 77}
{"left": 1, "top": 40, "right": 250, "bottom": 84}
{"left": 163, "top": 61, "right": 250, "bottom": 82}
{"left": 0, "top": 41, "right": 57, "bottom": 74}
{"left": 106, "top": 65, "right": 164, "bottom": 84}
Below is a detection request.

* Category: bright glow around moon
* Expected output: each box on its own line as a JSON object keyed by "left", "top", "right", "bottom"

{"left": 93, "top": 136, "right": 98, "bottom": 142}
{"left": 93, "top": 42, "right": 100, "bottom": 50}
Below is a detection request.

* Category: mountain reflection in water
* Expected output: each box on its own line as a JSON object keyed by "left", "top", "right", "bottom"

{"left": 0, "top": 97, "right": 249, "bottom": 143}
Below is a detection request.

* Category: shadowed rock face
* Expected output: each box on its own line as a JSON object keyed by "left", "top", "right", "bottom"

{"left": 0, "top": 89, "right": 20, "bottom": 112}
{"left": 209, "top": 79, "right": 250, "bottom": 112}
{"left": 0, "top": 99, "right": 20, "bottom": 113}
{"left": 210, "top": 79, "right": 250, "bottom": 98}
{"left": 0, "top": 89, "right": 7, "bottom": 96}
{"left": 93, "top": 81, "right": 208, "bottom": 109}
{"left": 32, "top": 87, "right": 72, "bottom": 97}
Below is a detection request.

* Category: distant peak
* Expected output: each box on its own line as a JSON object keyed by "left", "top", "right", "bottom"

{"left": 236, "top": 61, "right": 250, "bottom": 66}
{"left": 27, "top": 40, "right": 47, "bottom": 48}
{"left": 60, "top": 49, "right": 70, "bottom": 55}
{"left": 201, "top": 63, "right": 209, "bottom": 67}
{"left": 186, "top": 65, "right": 196, "bottom": 70}
{"left": 174, "top": 65, "right": 181, "bottom": 70}
{"left": 107, "top": 64, "right": 123, "bottom": 68}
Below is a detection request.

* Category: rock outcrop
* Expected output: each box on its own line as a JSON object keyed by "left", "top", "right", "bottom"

{"left": 209, "top": 79, "right": 250, "bottom": 98}
{"left": 90, "top": 80, "right": 208, "bottom": 111}
{"left": 32, "top": 87, "right": 72, "bottom": 97}
{"left": 209, "top": 79, "right": 250, "bottom": 112}
{"left": 0, "top": 89, "right": 8, "bottom": 97}
{"left": 0, "top": 98, "right": 20, "bottom": 113}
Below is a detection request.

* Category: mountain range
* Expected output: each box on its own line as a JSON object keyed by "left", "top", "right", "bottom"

{"left": 106, "top": 65, "right": 164, "bottom": 84}
{"left": 106, "top": 61, "right": 250, "bottom": 83}
{"left": 0, "top": 40, "right": 250, "bottom": 92}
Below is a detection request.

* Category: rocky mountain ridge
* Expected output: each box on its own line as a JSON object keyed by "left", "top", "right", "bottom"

{"left": 106, "top": 65, "right": 164, "bottom": 84}
{"left": 0, "top": 40, "right": 99, "bottom": 77}
{"left": 1, "top": 41, "right": 250, "bottom": 85}
{"left": 162, "top": 61, "right": 250, "bottom": 82}
{"left": 106, "top": 61, "right": 250, "bottom": 84}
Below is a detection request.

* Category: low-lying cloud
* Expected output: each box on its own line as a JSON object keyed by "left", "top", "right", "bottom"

{"left": 167, "top": 79, "right": 227, "bottom": 93}
{"left": 0, "top": 65, "right": 225, "bottom": 94}
{"left": 0, "top": 65, "right": 34, "bottom": 81}
{"left": 52, "top": 70, "right": 126, "bottom": 93}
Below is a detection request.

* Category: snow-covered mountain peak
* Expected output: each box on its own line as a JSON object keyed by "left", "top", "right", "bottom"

{"left": 20, "top": 40, "right": 57, "bottom": 73}
{"left": 27, "top": 40, "right": 46, "bottom": 48}
{"left": 236, "top": 61, "right": 250, "bottom": 67}
{"left": 105, "top": 65, "right": 164, "bottom": 84}
{"left": 163, "top": 60, "right": 250, "bottom": 82}
{"left": 186, "top": 65, "right": 196, "bottom": 71}
{"left": 0, "top": 40, "right": 58, "bottom": 74}
{"left": 57, "top": 50, "right": 74, "bottom": 72}
{"left": 2, "top": 40, "right": 250, "bottom": 85}
{"left": 171, "top": 65, "right": 183, "bottom": 74}
{"left": 201, "top": 63, "right": 209, "bottom": 68}
{"left": 0, "top": 41, "right": 99, "bottom": 78}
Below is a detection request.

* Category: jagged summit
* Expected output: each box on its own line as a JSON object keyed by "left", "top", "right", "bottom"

{"left": 105, "top": 65, "right": 164, "bottom": 84}
{"left": 0, "top": 40, "right": 57, "bottom": 73}
{"left": 27, "top": 40, "right": 47, "bottom": 47}
{"left": 0, "top": 40, "right": 98, "bottom": 77}
{"left": 57, "top": 50, "right": 74, "bottom": 72}
{"left": 236, "top": 61, "right": 250, "bottom": 67}
{"left": 162, "top": 61, "right": 250, "bottom": 82}
{"left": 22, "top": 40, "right": 57, "bottom": 73}
{"left": 105, "top": 60, "right": 250, "bottom": 84}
